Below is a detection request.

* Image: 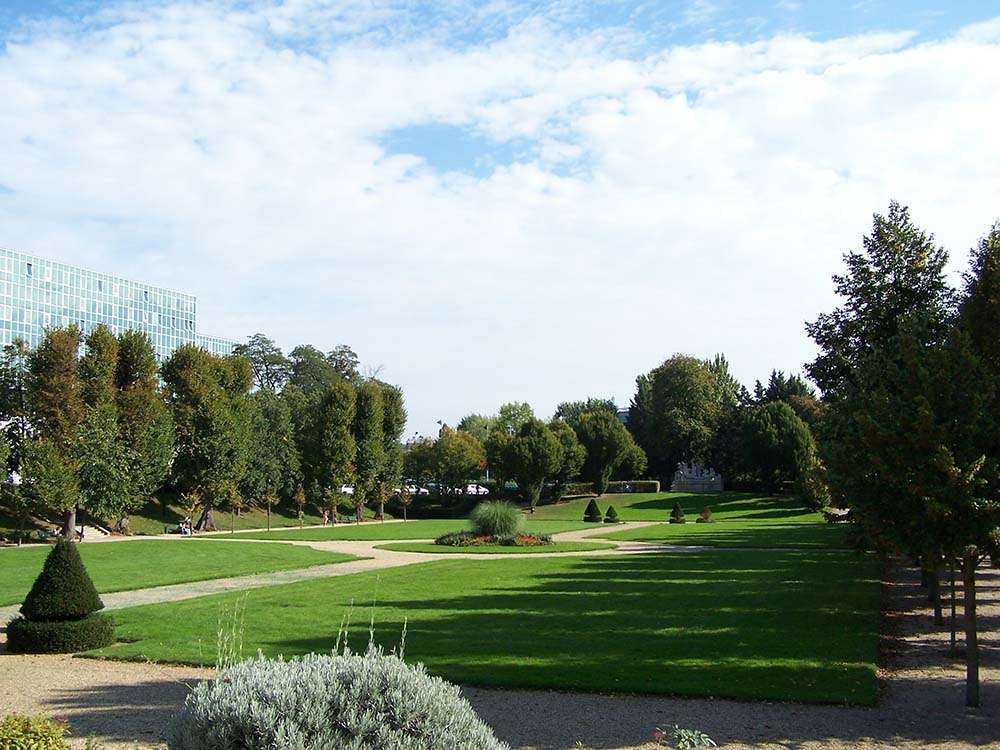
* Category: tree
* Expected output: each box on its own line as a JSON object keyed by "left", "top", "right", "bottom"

{"left": 288, "top": 345, "right": 340, "bottom": 396}
{"left": 614, "top": 440, "right": 648, "bottom": 480}
{"left": 19, "top": 438, "right": 80, "bottom": 536}
{"left": 353, "top": 381, "right": 385, "bottom": 522}
{"left": 75, "top": 401, "right": 133, "bottom": 527}
{"left": 162, "top": 345, "right": 253, "bottom": 531}
{"left": 507, "top": 419, "right": 563, "bottom": 511}
{"left": 312, "top": 380, "right": 357, "bottom": 509}
{"left": 576, "top": 411, "right": 632, "bottom": 495}
{"left": 241, "top": 391, "right": 300, "bottom": 517}
{"left": 234, "top": 333, "right": 291, "bottom": 391}
{"left": 403, "top": 437, "right": 436, "bottom": 485}
{"left": 553, "top": 399, "right": 617, "bottom": 432}
{"left": 328, "top": 345, "right": 360, "bottom": 382}
{"left": 27, "top": 326, "right": 84, "bottom": 537}
{"left": 485, "top": 431, "right": 513, "bottom": 497}
{"left": 435, "top": 427, "right": 485, "bottom": 497}
{"left": 0, "top": 338, "right": 30, "bottom": 471}
{"left": 630, "top": 355, "right": 723, "bottom": 478}
{"left": 742, "top": 402, "right": 817, "bottom": 490}
{"left": 494, "top": 402, "right": 534, "bottom": 436}
{"left": 78, "top": 325, "right": 118, "bottom": 408}
{"left": 548, "top": 420, "right": 585, "bottom": 501}
{"left": 457, "top": 413, "right": 493, "bottom": 443}
{"left": 376, "top": 383, "right": 407, "bottom": 520}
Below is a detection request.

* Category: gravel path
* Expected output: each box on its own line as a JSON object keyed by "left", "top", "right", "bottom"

{"left": 2, "top": 530, "right": 995, "bottom": 749}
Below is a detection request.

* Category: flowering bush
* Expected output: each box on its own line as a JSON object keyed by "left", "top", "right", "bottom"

{"left": 435, "top": 531, "right": 553, "bottom": 547}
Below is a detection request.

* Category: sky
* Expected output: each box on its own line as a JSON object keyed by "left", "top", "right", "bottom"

{"left": 2, "top": 1, "right": 1000, "bottom": 436}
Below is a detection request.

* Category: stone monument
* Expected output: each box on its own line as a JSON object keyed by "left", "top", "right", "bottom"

{"left": 670, "top": 461, "right": 723, "bottom": 493}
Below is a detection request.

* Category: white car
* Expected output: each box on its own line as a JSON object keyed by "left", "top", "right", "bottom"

{"left": 401, "top": 484, "right": 430, "bottom": 496}
{"left": 339, "top": 485, "right": 354, "bottom": 495}
{"left": 465, "top": 483, "right": 490, "bottom": 496}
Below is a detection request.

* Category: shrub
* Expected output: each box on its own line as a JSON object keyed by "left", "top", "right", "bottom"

{"left": 669, "top": 501, "right": 686, "bottom": 524}
{"left": 653, "top": 725, "right": 717, "bottom": 748}
{"left": 20, "top": 540, "right": 104, "bottom": 622}
{"left": 435, "top": 531, "right": 477, "bottom": 547}
{"left": 604, "top": 506, "right": 620, "bottom": 523}
{"left": 696, "top": 507, "right": 714, "bottom": 524}
{"left": 6, "top": 614, "right": 114, "bottom": 654}
{"left": 169, "top": 647, "right": 509, "bottom": 750}
{"left": 0, "top": 714, "right": 69, "bottom": 750}
{"left": 606, "top": 480, "right": 661, "bottom": 493}
{"left": 583, "top": 498, "right": 603, "bottom": 522}
{"left": 7, "top": 539, "right": 114, "bottom": 654}
{"left": 563, "top": 482, "right": 595, "bottom": 497}
{"left": 469, "top": 501, "right": 522, "bottom": 538}
{"left": 495, "top": 533, "right": 552, "bottom": 546}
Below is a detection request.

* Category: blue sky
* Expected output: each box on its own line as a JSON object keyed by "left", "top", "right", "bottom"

{"left": 2, "top": 1, "right": 1000, "bottom": 434}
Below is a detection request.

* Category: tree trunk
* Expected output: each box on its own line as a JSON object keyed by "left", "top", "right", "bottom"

{"left": 266, "top": 505, "right": 271, "bottom": 532}
{"left": 116, "top": 516, "right": 130, "bottom": 534}
{"left": 950, "top": 561, "right": 957, "bottom": 657}
{"left": 61, "top": 505, "right": 76, "bottom": 539}
{"left": 963, "top": 551, "right": 979, "bottom": 708}
{"left": 195, "top": 507, "right": 216, "bottom": 532}
{"left": 402, "top": 505, "right": 407, "bottom": 522}
{"left": 231, "top": 510, "right": 235, "bottom": 534}
{"left": 928, "top": 567, "right": 943, "bottom": 626}
{"left": 377, "top": 501, "right": 384, "bottom": 522}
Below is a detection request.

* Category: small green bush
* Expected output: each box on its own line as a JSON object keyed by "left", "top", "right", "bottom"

{"left": 583, "top": 498, "right": 603, "bottom": 522}
{"left": 469, "top": 501, "right": 522, "bottom": 538}
{"left": 603, "top": 506, "right": 620, "bottom": 523}
{"left": 435, "top": 531, "right": 477, "bottom": 547}
{"left": 669, "top": 501, "right": 686, "bottom": 524}
{"left": 6, "top": 613, "right": 115, "bottom": 654}
{"left": 0, "top": 714, "right": 70, "bottom": 750}
{"left": 169, "top": 647, "right": 509, "bottom": 750}
{"left": 696, "top": 507, "right": 714, "bottom": 523}
{"left": 20, "top": 540, "right": 104, "bottom": 622}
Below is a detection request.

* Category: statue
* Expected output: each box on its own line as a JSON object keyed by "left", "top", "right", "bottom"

{"left": 670, "top": 461, "right": 723, "bottom": 493}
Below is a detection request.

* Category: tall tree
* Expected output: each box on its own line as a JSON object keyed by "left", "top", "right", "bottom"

{"left": 27, "top": 326, "right": 84, "bottom": 537}
{"left": 234, "top": 333, "right": 291, "bottom": 391}
{"left": 742, "top": 401, "right": 817, "bottom": 491}
{"left": 576, "top": 410, "right": 633, "bottom": 495}
{"left": 311, "top": 379, "right": 357, "bottom": 511}
{"left": 494, "top": 402, "right": 534, "bottom": 436}
{"left": 377, "top": 383, "right": 407, "bottom": 520}
{"left": 0, "top": 338, "right": 31, "bottom": 471}
{"left": 328, "top": 344, "right": 360, "bottom": 382}
{"left": 435, "top": 427, "right": 485, "bottom": 497}
{"left": 548, "top": 419, "right": 586, "bottom": 501}
{"left": 508, "top": 419, "right": 563, "bottom": 511}
{"left": 78, "top": 325, "right": 118, "bottom": 407}
{"left": 288, "top": 345, "right": 340, "bottom": 396}
{"left": 553, "top": 398, "right": 617, "bottom": 432}
{"left": 457, "top": 413, "right": 493, "bottom": 443}
{"left": 241, "top": 390, "right": 300, "bottom": 520}
{"left": 352, "top": 381, "right": 385, "bottom": 522}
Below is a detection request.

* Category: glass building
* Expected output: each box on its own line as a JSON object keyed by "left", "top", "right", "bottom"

{"left": 0, "top": 248, "right": 237, "bottom": 361}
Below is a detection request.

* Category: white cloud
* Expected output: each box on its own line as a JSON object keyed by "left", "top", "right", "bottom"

{"left": 2, "top": 4, "right": 1000, "bottom": 433}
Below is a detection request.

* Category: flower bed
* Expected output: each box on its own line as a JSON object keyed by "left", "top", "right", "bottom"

{"left": 435, "top": 531, "right": 553, "bottom": 547}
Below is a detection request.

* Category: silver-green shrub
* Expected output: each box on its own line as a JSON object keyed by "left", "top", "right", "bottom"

{"left": 169, "top": 646, "right": 509, "bottom": 750}
{"left": 469, "top": 501, "right": 522, "bottom": 537}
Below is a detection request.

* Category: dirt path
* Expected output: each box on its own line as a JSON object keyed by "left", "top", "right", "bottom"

{"left": 1, "top": 560, "right": 996, "bottom": 749}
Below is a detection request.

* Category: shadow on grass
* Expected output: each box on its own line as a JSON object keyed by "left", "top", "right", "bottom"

{"left": 605, "top": 522, "right": 851, "bottom": 549}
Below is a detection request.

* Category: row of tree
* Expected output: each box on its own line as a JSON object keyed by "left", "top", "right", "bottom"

{"left": 0, "top": 330, "right": 406, "bottom": 537}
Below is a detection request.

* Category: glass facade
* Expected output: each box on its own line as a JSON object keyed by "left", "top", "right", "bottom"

{"left": 0, "top": 248, "right": 236, "bottom": 361}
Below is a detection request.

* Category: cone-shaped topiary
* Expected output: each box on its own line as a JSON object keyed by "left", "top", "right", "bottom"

{"left": 20, "top": 540, "right": 104, "bottom": 622}
{"left": 583, "top": 498, "right": 603, "bottom": 522}
{"left": 603, "top": 505, "right": 620, "bottom": 524}
{"left": 669, "top": 501, "right": 686, "bottom": 524}
{"left": 6, "top": 539, "right": 114, "bottom": 654}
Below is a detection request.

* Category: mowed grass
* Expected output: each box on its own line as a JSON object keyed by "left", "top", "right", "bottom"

{"left": 600, "top": 520, "right": 851, "bottom": 549}
{"left": 374, "top": 541, "right": 615, "bottom": 554}
{"left": 228, "top": 519, "right": 590, "bottom": 542}
{"left": 92, "top": 549, "right": 880, "bottom": 705}
{"left": 534, "top": 491, "right": 823, "bottom": 523}
{"left": 0, "top": 540, "right": 357, "bottom": 607}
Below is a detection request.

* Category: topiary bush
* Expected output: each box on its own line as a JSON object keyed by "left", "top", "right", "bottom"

{"left": 583, "top": 498, "right": 603, "bottom": 522}
{"left": 0, "top": 714, "right": 70, "bottom": 750}
{"left": 469, "top": 501, "right": 522, "bottom": 538}
{"left": 669, "top": 501, "right": 686, "bottom": 524}
{"left": 169, "top": 647, "right": 510, "bottom": 750}
{"left": 435, "top": 530, "right": 478, "bottom": 547}
{"left": 696, "top": 506, "right": 715, "bottom": 523}
{"left": 6, "top": 539, "right": 114, "bottom": 654}
{"left": 603, "top": 505, "right": 620, "bottom": 523}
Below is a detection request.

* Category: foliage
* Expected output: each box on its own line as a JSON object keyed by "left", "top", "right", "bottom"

{"left": 6, "top": 613, "right": 115, "bottom": 654}
{"left": 604, "top": 505, "right": 620, "bottom": 523}
{"left": 583, "top": 498, "right": 602, "bottom": 522}
{"left": 470, "top": 501, "right": 522, "bottom": 537}
{"left": 629, "top": 355, "right": 724, "bottom": 478}
{"left": 309, "top": 380, "right": 357, "bottom": 503}
{"left": 27, "top": 326, "right": 84, "bottom": 448}
{"left": 402, "top": 437, "right": 436, "bottom": 483}
{"left": 0, "top": 714, "right": 70, "bottom": 750}
{"left": 376, "top": 383, "right": 407, "bottom": 519}
{"left": 353, "top": 381, "right": 385, "bottom": 519}
{"left": 20, "top": 539, "right": 104, "bottom": 621}
{"left": 547, "top": 420, "right": 586, "bottom": 501}
{"left": 507, "top": 419, "right": 563, "bottom": 509}
{"left": 654, "top": 725, "right": 717, "bottom": 749}
{"left": 576, "top": 411, "right": 635, "bottom": 495}
{"left": 552, "top": 398, "right": 617, "bottom": 431}
{"left": 493, "top": 402, "right": 534, "bottom": 436}
{"left": 19, "top": 438, "right": 80, "bottom": 518}
{"left": 241, "top": 391, "right": 300, "bottom": 507}
{"left": 75, "top": 402, "right": 133, "bottom": 523}
{"left": 696, "top": 507, "right": 714, "bottom": 523}
{"left": 613, "top": 440, "right": 648, "bottom": 480}
{"left": 435, "top": 427, "right": 485, "bottom": 496}
{"left": 456, "top": 413, "right": 492, "bottom": 443}
{"left": 742, "top": 402, "right": 818, "bottom": 490}
{"left": 233, "top": 333, "right": 291, "bottom": 391}
{"left": 484, "top": 431, "right": 513, "bottom": 497}
{"left": 169, "top": 647, "right": 509, "bottom": 750}
{"left": 669, "top": 501, "right": 686, "bottom": 524}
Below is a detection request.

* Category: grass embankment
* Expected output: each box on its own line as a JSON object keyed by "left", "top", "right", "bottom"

{"left": 600, "top": 520, "right": 850, "bottom": 549}
{"left": 0, "top": 540, "right": 358, "bottom": 606}
{"left": 228, "top": 519, "right": 590, "bottom": 542}
{"left": 374, "top": 541, "right": 615, "bottom": 554}
{"left": 91, "top": 547, "right": 880, "bottom": 704}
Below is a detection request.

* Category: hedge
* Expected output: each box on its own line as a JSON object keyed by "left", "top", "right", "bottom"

{"left": 606, "top": 480, "right": 660, "bottom": 493}
{"left": 6, "top": 613, "right": 115, "bottom": 654}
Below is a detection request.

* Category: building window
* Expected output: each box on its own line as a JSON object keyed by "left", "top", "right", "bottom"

{"left": 26, "top": 263, "right": 32, "bottom": 278}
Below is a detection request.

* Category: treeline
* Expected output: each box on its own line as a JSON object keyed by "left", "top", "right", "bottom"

{"left": 0, "top": 331, "right": 405, "bottom": 537}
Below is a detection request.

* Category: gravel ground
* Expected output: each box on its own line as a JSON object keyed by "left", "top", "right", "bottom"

{"left": 0, "top": 561, "right": 996, "bottom": 749}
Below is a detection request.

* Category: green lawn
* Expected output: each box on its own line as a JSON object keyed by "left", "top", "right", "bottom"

{"left": 533, "top": 491, "right": 823, "bottom": 523}
{"left": 125, "top": 497, "right": 334, "bottom": 536}
{"left": 600, "top": 520, "right": 850, "bottom": 549}
{"left": 374, "top": 541, "right": 615, "bottom": 554}
{"left": 227, "top": 519, "right": 590, "bottom": 542}
{"left": 91, "top": 549, "right": 880, "bottom": 705}
{"left": 0, "top": 540, "right": 358, "bottom": 607}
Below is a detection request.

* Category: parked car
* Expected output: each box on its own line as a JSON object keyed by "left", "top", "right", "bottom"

{"left": 401, "top": 483, "right": 430, "bottom": 495}
{"left": 339, "top": 485, "right": 354, "bottom": 495}
{"left": 465, "top": 483, "right": 490, "bottom": 496}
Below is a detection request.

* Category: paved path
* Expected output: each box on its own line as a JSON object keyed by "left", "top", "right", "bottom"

{"left": 0, "top": 522, "right": 667, "bottom": 623}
